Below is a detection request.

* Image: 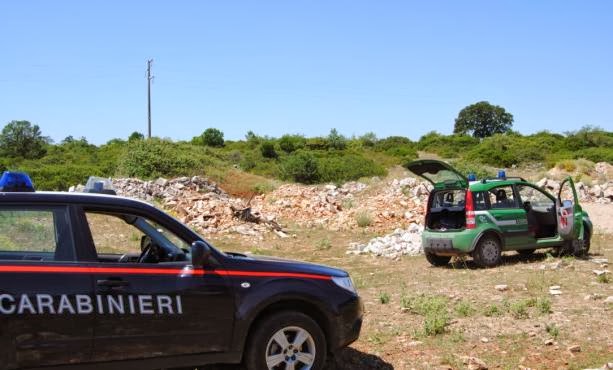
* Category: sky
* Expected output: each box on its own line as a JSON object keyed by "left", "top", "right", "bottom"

{"left": 1, "top": 1, "right": 612, "bottom": 144}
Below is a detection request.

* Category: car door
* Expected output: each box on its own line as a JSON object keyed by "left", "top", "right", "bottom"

{"left": 557, "top": 177, "right": 583, "bottom": 241}
{"left": 78, "top": 208, "right": 235, "bottom": 362}
{"left": 0, "top": 205, "right": 94, "bottom": 369}
{"left": 486, "top": 185, "right": 532, "bottom": 247}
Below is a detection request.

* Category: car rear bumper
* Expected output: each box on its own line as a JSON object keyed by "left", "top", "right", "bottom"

{"left": 329, "top": 295, "right": 363, "bottom": 349}
{"left": 423, "top": 229, "right": 476, "bottom": 255}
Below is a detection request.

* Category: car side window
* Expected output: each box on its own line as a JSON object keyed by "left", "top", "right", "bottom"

{"left": 487, "top": 185, "right": 518, "bottom": 209}
{"left": 85, "top": 211, "right": 189, "bottom": 263}
{"left": 0, "top": 206, "right": 75, "bottom": 262}
{"left": 473, "top": 191, "right": 488, "bottom": 210}
{"left": 517, "top": 185, "right": 554, "bottom": 209}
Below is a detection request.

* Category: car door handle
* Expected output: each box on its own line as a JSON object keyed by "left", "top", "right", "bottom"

{"left": 97, "top": 279, "right": 130, "bottom": 288}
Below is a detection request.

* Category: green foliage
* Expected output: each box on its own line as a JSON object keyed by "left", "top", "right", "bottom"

{"left": 454, "top": 301, "right": 476, "bottom": 317}
{"left": 401, "top": 294, "right": 449, "bottom": 336}
{"left": 378, "top": 291, "right": 390, "bottom": 304}
{"left": 260, "top": 141, "right": 278, "bottom": 158}
{"left": 327, "top": 128, "right": 347, "bottom": 150}
{"left": 0, "top": 120, "right": 50, "bottom": 159}
{"left": 281, "top": 151, "right": 320, "bottom": 184}
{"left": 196, "top": 128, "right": 225, "bottom": 147}
{"left": 417, "top": 132, "right": 479, "bottom": 158}
{"left": 546, "top": 323, "right": 559, "bottom": 338}
{"left": 118, "top": 139, "right": 207, "bottom": 179}
{"left": 454, "top": 101, "right": 514, "bottom": 138}
{"left": 355, "top": 211, "right": 373, "bottom": 228}
{"left": 318, "top": 154, "right": 386, "bottom": 183}
{"left": 278, "top": 134, "right": 306, "bottom": 153}
{"left": 128, "top": 131, "right": 144, "bottom": 142}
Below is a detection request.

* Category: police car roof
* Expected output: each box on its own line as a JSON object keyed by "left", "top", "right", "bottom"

{"left": 0, "top": 190, "right": 153, "bottom": 209}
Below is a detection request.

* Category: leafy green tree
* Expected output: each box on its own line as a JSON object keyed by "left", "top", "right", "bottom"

{"left": 0, "top": 120, "right": 50, "bottom": 159}
{"left": 359, "top": 132, "right": 378, "bottom": 147}
{"left": 200, "top": 128, "right": 225, "bottom": 147}
{"left": 454, "top": 101, "right": 514, "bottom": 138}
{"left": 260, "top": 141, "right": 278, "bottom": 158}
{"left": 327, "top": 128, "right": 347, "bottom": 150}
{"left": 128, "top": 131, "right": 144, "bottom": 142}
{"left": 278, "top": 134, "right": 306, "bottom": 153}
{"left": 282, "top": 151, "right": 320, "bottom": 183}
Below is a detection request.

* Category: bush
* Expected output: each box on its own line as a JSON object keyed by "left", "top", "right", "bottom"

{"left": 278, "top": 134, "right": 306, "bottom": 153}
{"left": 118, "top": 139, "right": 201, "bottom": 178}
{"left": 327, "top": 128, "right": 347, "bottom": 150}
{"left": 197, "top": 128, "right": 224, "bottom": 147}
{"left": 260, "top": 141, "right": 278, "bottom": 158}
{"left": 355, "top": 211, "right": 373, "bottom": 228}
{"left": 318, "top": 155, "right": 386, "bottom": 183}
{"left": 281, "top": 151, "right": 320, "bottom": 184}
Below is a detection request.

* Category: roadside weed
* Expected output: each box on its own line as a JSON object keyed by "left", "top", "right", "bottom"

{"left": 379, "top": 291, "right": 390, "bottom": 304}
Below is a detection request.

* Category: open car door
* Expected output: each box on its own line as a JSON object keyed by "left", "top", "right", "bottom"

{"left": 556, "top": 177, "right": 583, "bottom": 241}
{"left": 405, "top": 160, "right": 467, "bottom": 189}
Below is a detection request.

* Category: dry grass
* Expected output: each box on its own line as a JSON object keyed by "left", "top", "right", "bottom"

{"left": 208, "top": 227, "right": 613, "bottom": 369}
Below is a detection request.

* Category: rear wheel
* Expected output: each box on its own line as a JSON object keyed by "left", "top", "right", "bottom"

{"left": 245, "top": 311, "right": 327, "bottom": 370}
{"left": 425, "top": 251, "right": 452, "bottom": 267}
{"left": 473, "top": 235, "right": 502, "bottom": 268}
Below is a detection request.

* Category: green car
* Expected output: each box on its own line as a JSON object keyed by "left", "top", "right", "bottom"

{"left": 406, "top": 160, "right": 593, "bottom": 268}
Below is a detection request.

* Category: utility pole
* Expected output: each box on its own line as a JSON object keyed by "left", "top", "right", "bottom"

{"left": 146, "top": 59, "right": 154, "bottom": 138}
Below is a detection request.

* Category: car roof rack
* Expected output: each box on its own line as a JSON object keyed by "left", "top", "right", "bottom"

{"left": 481, "top": 176, "right": 527, "bottom": 183}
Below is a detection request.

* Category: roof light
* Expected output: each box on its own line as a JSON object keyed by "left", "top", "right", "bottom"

{"left": 467, "top": 173, "right": 477, "bottom": 181}
{"left": 0, "top": 171, "right": 35, "bottom": 192}
{"left": 83, "top": 176, "right": 116, "bottom": 195}
{"left": 497, "top": 170, "right": 506, "bottom": 179}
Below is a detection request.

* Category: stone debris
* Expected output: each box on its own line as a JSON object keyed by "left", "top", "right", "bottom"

{"left": 495, "top": 284, "right": 509, "bottom": 292}
{"left": 549, "top": 285, "right": 562, "bottom": 296}
{"left": 346, "top": 223, "right": 423, "bottom": 258}
{"left": 109, "top": 177, "right": 282, "bottom": 238}
{"left": 567, "top": 344, "right": 581, "bottom": 353}
{"left": 537, "top": 163, "right": 613, "bottom": 204}
{"left": 460, "top": 356, "right": 488, "bottom": 370}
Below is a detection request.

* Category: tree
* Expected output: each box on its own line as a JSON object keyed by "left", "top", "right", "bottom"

{"left": 260, "top": 141, "right": 278, "bottom": 158}
{"left": 327, "top": 128, "right": 347, "bottom": 150}
{"left": 128, "top": 131, "right": 144, "bottom": 142}
{"left": 0, "top": 120, "right": 50, "bottom": 159}
{"left": 454, "top": 101, "right": 514, "bottom": 138}
{"left": 200, "top": 128, "right": 224, "bottom": 147}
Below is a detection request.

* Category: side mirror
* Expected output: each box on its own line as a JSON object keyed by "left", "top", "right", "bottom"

{"left": 191, "top": 240, "right": 212, "bottom": 268}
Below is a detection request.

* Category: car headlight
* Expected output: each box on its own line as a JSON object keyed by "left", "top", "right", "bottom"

{"left": 331, "top": 276, "right": 357, "bottom": 294}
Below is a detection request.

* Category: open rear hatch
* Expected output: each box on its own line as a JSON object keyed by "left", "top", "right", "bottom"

{"left": 405, "top": 160, "right": 471, "bottom": 231}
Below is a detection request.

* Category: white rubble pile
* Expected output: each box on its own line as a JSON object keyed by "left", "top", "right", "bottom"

{"left": 536, "top": 177, "right": 613, "bottom": 204}
{"left": 346, "top": 223, "right": 423, "bottom": 258}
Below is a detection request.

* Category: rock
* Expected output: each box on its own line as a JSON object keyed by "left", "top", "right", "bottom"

{"left": 536, "top": 178, "right": 548, "bottom": 188}
{"left": 549, "top": 288, "right": 562, "bottom": 296}
{"left": 567, "top": 344, "right": 581, "bottom": 353}
{"left": 543, "top": 339, "right": 554, "bottom": 345}
{"left": 604, "top": 296, "right": 613, "bottom": 304}
{"left": 346, "top": 223, "right": 423, "bottom": 258}
{"left": 593, "top": 270, "right": 609, "bottom": 276}
{"left": 495, "top": 284, "right": 509, "bottom": 292}
{"left": 480, "top": 337, "right": 489, "bottom": 343}
{"left": 461, "top": 356, "right": 488, "bottom": 370}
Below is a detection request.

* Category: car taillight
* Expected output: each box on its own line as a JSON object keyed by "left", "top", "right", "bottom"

{"left": 465, "top": 189, "right": 476, "bottom": 229}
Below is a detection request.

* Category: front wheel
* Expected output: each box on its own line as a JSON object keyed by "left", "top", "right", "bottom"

{"left": 245, "top": 311, "right": 327, "bottom": 370}
{"left": 425, "top": 251, "right": 452, "bottom": 267}
{"left": 473, "top": 235, "right": 502, "bottom": 268}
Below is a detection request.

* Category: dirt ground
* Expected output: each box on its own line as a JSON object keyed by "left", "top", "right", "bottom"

{"left": 582, "top": 203, "right": 613, "bottom": 234}
{"left": 204, "top": 216, "right": 613, "bottom": 370}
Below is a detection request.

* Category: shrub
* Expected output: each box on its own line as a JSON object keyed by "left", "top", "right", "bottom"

{"left": 281, "top": 151, "right": 320, "bottom": 184}
{"left": 355, "top": 211, "right": 373, "bottom": 227}
{"left": 454, "top": 301, "right": 476, "bottom": 317}
{"left": 278, "top": 134, "right": 306, "bottom": 153}
{"left": 327, "top": 128, "right": 347, "bottom": 150}
{"left": 260, "top": 141, "right": 278, "bottom": 158}
{"left": 318, "top": 154, "right": 386, "bottom": 184}
{"left": 198, "top": 128, "right": 224, "bottom": 147}
{"left": 379, "top": 291, "right": 390, "bottom": 304}
{"left": 118, "top": 139, "right": 200, "bottom": 178}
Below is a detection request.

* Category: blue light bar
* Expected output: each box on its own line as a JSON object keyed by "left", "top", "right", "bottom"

{"left": 0, "top": 171, "right": 35, "bottom": 192}
{"left": 467, "top": 173, "right": 477, "bottom": 181}
{"left": 497, "top": 170, "right": 506, "bottom": 179}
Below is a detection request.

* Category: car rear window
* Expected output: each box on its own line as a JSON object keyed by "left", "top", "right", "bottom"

{"left": 431, "top": 190, "right": 466, "bottom": 208}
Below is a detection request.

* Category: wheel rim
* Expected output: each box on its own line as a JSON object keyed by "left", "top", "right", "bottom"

{"left": 481, "top": 239, "right": 499, "bottom": 264}
{"left": 265, "top": 326, "right": 316, "bottom": 370}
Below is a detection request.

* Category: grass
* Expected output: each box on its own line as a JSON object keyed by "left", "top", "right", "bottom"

{"left": 546, "top": 323, "right": 560, "bottom": 339}
{"left": 378, "top": 291, "right": 390, "bottom": 304}
{"left": 355, "top": 211, "right": 373, "bottom": 228}
{"left": 454, "top": 300, "right": 476, "bottom": 317}
{"left": 597, "top": 273, "right": 610, "bottom": 284}
{"left": 315, "top": 237, "right": 332, "bottom": 250}
{"left": 484, "top": 304, "right": 503, "bottom": 317}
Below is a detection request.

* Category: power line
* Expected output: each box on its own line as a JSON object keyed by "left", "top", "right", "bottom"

{"left": 146, "top": 59, "right": 154, "bottom": 138}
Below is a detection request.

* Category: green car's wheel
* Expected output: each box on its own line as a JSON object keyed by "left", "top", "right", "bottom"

{"left": 473, "top": 235, "right": 501, "bottom": 268}
{"left": 425, "top": 251, "right": 452, "bottom": 267}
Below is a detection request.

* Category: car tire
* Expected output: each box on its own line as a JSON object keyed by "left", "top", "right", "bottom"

{"left": 425, "top": 251, "right": 452, "bottom": 267}
{"left": 473, "top": 235, "right": 502, "bottom": 268}
{"left": 581, "top": 222, "right": 591, "bottom": 255}
{"left": 517, "top": 249, "right": 535, "bottom": 256}
{"left": 245, "top": 311, "right": 327, "bottom": 370}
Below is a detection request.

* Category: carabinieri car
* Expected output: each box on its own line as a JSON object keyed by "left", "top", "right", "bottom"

{"left": 406, "top": 160, "right": 592, "bottom": 268}
{"left": 0, "top": 172, "right": 363, "bottom": 370}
